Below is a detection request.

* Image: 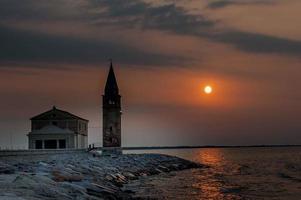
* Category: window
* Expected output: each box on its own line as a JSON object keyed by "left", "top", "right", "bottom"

{"left": 44, "top": 140, "right": 57, "bottom": 149}
{"left": 59, "top": 140, "right": 66, "bottom": 149}
{"left": 35, "top": 140, "right": 42, "bottom": 149}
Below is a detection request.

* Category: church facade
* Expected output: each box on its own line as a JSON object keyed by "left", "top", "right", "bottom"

{"left": 28, "top": 106, "right": 88, "bottom": 149}
{"left": 102, "top": 62, "right": 122, "bottom": 147}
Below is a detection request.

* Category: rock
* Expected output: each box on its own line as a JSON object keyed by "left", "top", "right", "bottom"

{"left": 34, "top": 185, "right": 72, "bottom": 200}
{"left": 158, "top": 165, "right": 170, "bottom": 172}
{"left": 139, "top": 172, "right": 148, "bottom": 177}
{"left": 60, "top": 182, "right": 88, "bottom": 197}
{"left": 105, "top": 174, "right": 114, "bottom": 181}
{"left": 32, "top": 174, "right": 56, "bottom": 185}
{"left": 39, "top": 162, "right": 48, "bottom": 167}
{"left": 115, "top": 173, "right": 128, "bottom": 184}
{"left": 0, "top": 193, "right": 26, "bottom": 200}
{"left": 86, "top": 183, "right": 118, "bottom": 199}
{"left": 13, "top": 174, "right": 39, "bottom": 189}
{"left": 52, "top": 170, "right": 84, "bottom": 182}
{"left": 123, "top": 172, "right": 136, "bottom": 179}
{"left": 92, "top": 182, "right": 119, "bottom": 194}
{"left": 154, "top": 168, "right": 164, "bottom": 174}
{"left": 14, "top": 163, "right": 33, "bottom": 173}
{"left": 0, "top": 174, "right": 18, "bottom": 185}
{"left": 0, "top": 163, "right": 15, "bottom": 174}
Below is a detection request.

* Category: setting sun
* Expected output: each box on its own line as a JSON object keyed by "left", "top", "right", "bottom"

{"left": 204, "top": 86, "right": 213, "bottom": 94}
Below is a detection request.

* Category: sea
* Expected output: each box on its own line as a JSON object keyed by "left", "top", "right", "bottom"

{"left": 123, "top": 147, "right": 301, "bottom": 199}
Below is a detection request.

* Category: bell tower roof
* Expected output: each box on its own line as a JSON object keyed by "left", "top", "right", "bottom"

{"left": 104, "top": 60, "right": 119, "bottom": 96}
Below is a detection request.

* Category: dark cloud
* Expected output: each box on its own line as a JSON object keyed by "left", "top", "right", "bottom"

{"left": 207, "top": 0, "right": 275, "bottom": 9}
{"left": 87, "top": 0, "right": 301, "bottom": 56}
{"left": 141, "top": 4, "right": 213, "bottom": 34}
{"left": 207, "top": 1, "right": 237, "bottom": 9}
{"left": 0, "top": 25, "right": 188, "bottom": 67}
{"left": 0, "top": 0, "right": 87, "bottom": 21}
{"left": 87, "top": 0, "right": 214, "bottom": 34}
{"left": 0, "top": 0, "right": 300, "bottom": 66}
{"left": 205, "top": 31, "right": 301, "bottom": 55}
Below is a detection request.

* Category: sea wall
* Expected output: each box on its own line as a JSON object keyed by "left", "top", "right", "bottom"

{"left": 0, "top": 149, "right": 85, "bottom": 157}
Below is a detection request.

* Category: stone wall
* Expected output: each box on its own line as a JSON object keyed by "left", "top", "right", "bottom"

{"left": 0, "top": 149, "right": 85, "bottom": 157}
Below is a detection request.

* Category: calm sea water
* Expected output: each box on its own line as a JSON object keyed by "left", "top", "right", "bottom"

{"left": 123, "top": 147, "right": 301, "bottom": 199}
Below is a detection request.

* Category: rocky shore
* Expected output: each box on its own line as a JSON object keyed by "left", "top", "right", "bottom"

{"left": 0, "top": 152, "right": 202, "bottom": 200}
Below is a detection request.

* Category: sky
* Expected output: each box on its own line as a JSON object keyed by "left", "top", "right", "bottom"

{"left": 0, "top": 0, "right": 301, "bottom": 149}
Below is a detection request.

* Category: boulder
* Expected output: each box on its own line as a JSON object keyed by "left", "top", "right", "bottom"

{"left": 0, "top": 193, "right": 26, "bottom": 200}
{"left": 52, "top": 171, "right": 84, "bottom": 182}
{"left": 0, "top": 163, "right": 15, "bottom": 174}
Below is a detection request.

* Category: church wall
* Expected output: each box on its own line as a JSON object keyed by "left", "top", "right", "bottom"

{"left": 32, "top": 120, "right": 78, "bottom": 132}
{"left": 76, "top": 134, "right": 88, "bottom": 148}
{"left": 77, "top": 120, "right": 88, "bottom": 136}
{"left": 66, "top": 121, "right": 78, "bottom": 132}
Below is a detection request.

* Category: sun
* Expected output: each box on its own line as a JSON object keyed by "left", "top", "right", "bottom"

{"left": 204, "top": 86, "right": 213, "bottom": 94}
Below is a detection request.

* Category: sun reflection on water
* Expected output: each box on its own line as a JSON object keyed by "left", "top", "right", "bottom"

{"left": 196, "top": 148, "right": 224, "bottom": 166}
{"left": 124, "top": 148, "right": 242, "bottom": 199}
{"left": 190, "top": 149, "right": 228, "bottom": 199}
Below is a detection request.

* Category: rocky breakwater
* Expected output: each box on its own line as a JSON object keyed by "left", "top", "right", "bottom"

{"left": 0, "top": 152, "right": 202, "bottom": 199}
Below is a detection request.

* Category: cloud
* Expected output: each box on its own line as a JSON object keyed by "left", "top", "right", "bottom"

{"left": 205, "top": 31, "right": 301, "bottom": 55}
{"left": 87, "top": 0, "right": 301, "bottom": 56}
{"left": 87, "top": 0, "right": 214, "bottom": 34}
{"left": 0, "top": 25, "right": 188, "bottom": 67}
{"left": 0, "top": 0, "right": 300, "bottom": 66}
{"left": 207, "top": 0, "right": 275, "bottom": 9}
{"left": 0, "top": 0, "right": 87, "bottom": 21}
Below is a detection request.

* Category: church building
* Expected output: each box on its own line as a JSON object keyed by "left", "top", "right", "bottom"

{"left": 28, "top": 106, "right": 88, "bottom": 149}
{"left": 103, "top": 62, "right": 122, "bottom": 148}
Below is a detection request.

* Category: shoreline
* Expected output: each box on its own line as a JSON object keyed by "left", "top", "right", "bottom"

{"left": 1, "top": 144, "right": 300, "bottom": 153}
{"left": 0, "top": 152, "right": 202, "bottom": 199}
{"left": 122, "top": 145, "right": 301, "bottom": 149}
{"left": 1, "top": 145, "right": 300, "bottom": 157}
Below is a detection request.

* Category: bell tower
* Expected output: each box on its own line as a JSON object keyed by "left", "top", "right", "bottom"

{"left": 102, "top": 61, "right": 121, "bottom": 147}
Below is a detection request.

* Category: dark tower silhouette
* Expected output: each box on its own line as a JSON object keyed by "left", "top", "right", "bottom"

{"left": 103, "top": 61, "right": 121, "bottom": 147}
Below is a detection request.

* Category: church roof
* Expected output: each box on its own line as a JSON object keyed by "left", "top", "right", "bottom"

{"left": 29, "top": 125, "right": 74, "bottom": 134}
{"left": 104, "top": 61, "right": 119, "bottom": 96}
{"left": 30, "top": 106, "right": 89, "bottom": 121}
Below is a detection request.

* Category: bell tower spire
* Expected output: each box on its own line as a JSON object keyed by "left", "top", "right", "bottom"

{"left": 104, "top": 60, "right": 119, "bottom": 96}
{"left": 102, "top": 60, "right": 122, "bottom": 148}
